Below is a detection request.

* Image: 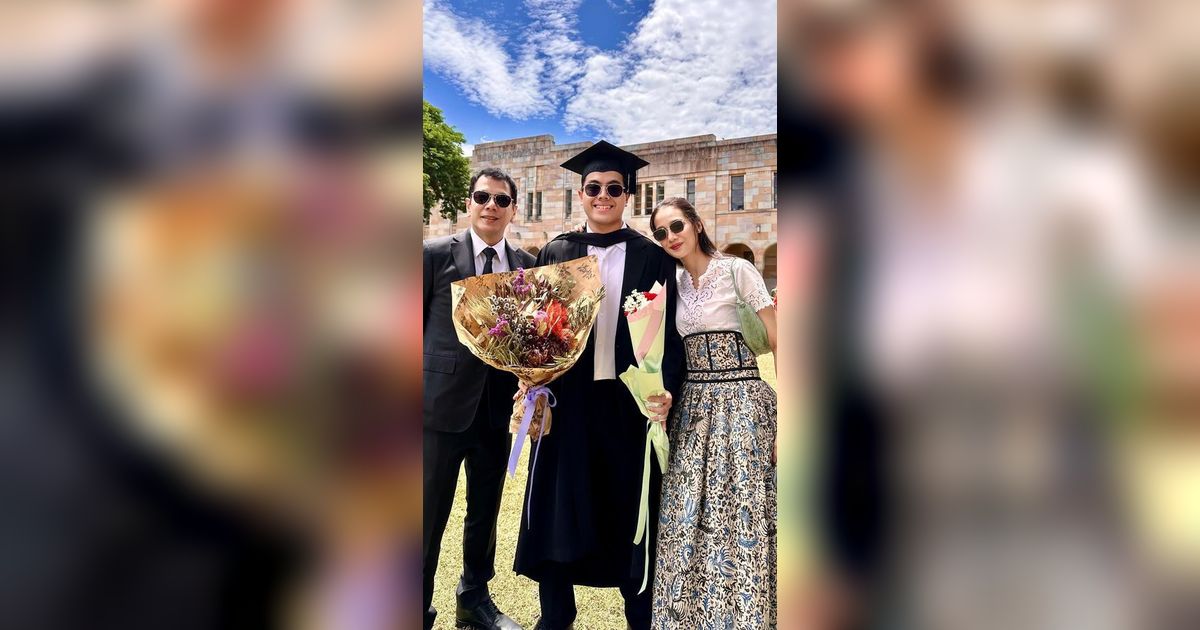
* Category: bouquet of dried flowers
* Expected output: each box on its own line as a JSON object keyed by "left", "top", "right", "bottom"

{"left": 451, "top": 256, "right": 603, "bottom": 478}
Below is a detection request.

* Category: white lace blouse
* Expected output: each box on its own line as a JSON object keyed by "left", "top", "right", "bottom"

{"left": 676, "top": 255, "right": 774, "bottom": 337}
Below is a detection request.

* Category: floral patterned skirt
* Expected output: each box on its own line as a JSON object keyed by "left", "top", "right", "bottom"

{"left": 653, "top": 330, "right": 778, "bottom": 629}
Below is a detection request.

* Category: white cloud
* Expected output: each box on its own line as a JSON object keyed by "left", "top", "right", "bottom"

{"left": 423, "top": 0, "right": 589, "bottom": 119}
{"left": 460, "top": 142, "right": 474, "bottom": 157}
{"left": 564, "top": 0, "right": 777, "bottom": 144}
{"left": 422, "top": 1, "right": 543, "bottom": 118}
{"left": 604, "top": 0, "right": 636, "bottom": 15}
{"left": 424, "top": 0, "right": 777, "bottom": 144}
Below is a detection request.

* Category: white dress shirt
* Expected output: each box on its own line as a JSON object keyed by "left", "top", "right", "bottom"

{"left": 588, "top": 236, "right": 627, "bottom": 380}
{"left": 470, "top": 228, "right": 509, "bottom": 276}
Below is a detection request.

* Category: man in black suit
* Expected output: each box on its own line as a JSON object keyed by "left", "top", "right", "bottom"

{"left": 423, "top": 168, "right": 533, "bottom": 630}
{"left": 512, "top": 142, "right": 684, "bottom": 630}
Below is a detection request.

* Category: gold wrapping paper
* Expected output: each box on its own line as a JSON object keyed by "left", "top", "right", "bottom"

{"left": 450, "top": 256, "right": 603, "bottom": 438}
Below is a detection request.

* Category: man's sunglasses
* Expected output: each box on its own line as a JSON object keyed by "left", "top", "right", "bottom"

{"left": 652, "top": 219, "right": 687, "bottom": 241}
{"left": 471, "top": 191, "right": 513, "bottom": 208}
{"left": 583, "top": 183, "right": 626, "bottom": 198}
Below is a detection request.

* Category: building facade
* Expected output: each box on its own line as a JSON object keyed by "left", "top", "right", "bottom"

{"left": 423, "top": 133, "right": 777, "bottom": 288}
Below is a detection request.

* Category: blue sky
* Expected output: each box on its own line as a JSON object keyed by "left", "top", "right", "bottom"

{"left": 423, "top": 0, "right": 777, "bottom": 153}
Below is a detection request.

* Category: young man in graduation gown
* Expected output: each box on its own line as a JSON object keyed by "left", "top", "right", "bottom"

{"left": 513, "top": 142, "right": 685, "bottom": 630}
{"left": 423, "top": 168, "right": 534, "bottom": 630}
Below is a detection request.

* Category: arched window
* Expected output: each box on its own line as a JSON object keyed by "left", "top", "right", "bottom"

{"left": 723, "top": 243, "right": 754, "bottom": 265}
{"left": 763, "top": 243, "right": 777, "bottom": 291}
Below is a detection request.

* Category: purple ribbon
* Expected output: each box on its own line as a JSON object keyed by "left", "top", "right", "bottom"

{"left": 507, "top": 385, "right": 556, "bottom": 480}
{"left": 525, "top": 389, "right": 555, "bottom": 528}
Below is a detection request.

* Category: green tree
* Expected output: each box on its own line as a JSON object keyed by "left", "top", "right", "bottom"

{"left": 423, "top": 101, "right": 471, "bottom": 223}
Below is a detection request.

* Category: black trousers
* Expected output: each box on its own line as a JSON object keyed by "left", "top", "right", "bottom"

{"left": 422, "top": 388, "right": 510, "bottom": 626}
{"left": 538, "top": 570, "right": 654, "bottom": 630}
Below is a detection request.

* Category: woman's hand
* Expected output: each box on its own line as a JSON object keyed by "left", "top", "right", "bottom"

{"left": 646, "top": 391, "right": 672, "bottom": 428}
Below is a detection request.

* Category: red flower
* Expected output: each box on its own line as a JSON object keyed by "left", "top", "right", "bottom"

{"left": 644, "top": 292, "right": 657, "bottom": 302}
{"left": 545, "top": 300, "right": 569, "bottom": 336}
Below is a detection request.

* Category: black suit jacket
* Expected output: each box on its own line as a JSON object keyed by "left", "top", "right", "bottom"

{"left": 423, "top": 230, "right": 536, "bottom": 432}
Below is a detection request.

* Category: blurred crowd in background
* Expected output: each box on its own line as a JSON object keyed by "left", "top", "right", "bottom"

{"left": 2, "top": 0, "right": 1197, "bottom": 629}
{"left": 5, "top": 0, "right": 423, "bottom": 628}
{"left": 778, "top": 0, "right": 1200, "bottom": 629}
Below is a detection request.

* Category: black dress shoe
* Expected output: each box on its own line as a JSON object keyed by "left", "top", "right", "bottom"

{"left": 455, "top": 596, "right": 522, "bottom": 630}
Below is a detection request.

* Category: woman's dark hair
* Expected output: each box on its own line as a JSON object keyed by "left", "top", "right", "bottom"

{"left": 649, "top": 197, "right": 718, "bottom": 260}
{"left": 470, "top": 167, "right": 518, "bottom": 199}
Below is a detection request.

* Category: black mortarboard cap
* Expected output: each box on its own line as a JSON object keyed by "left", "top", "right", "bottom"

{"left": 560, "top": 140, "right": 649, "bottom": 192}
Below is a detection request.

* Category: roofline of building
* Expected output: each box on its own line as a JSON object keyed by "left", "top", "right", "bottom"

{"left": 471, "top": 132, "right": 776, "bottom": 154}
{"left": 621, "top": 134, "right": 718, "bottom": 151}
{"left": 713, "top": 133, "right": 777, "bottom": 146}
{"left": 472, "top": 134, "right": 556, "bottom": 148}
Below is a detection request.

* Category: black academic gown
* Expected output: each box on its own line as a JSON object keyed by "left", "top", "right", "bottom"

{"left": 513, "top": 231, "right": 685, "bottom": 586}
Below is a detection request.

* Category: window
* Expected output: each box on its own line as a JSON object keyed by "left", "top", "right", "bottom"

{"left": 638, "top": 182, "right": 662, "bottom": 215}
{"left": 730, "top": 175, "right": 744, "bottom": 211}
{"left": 633, "top": 183, "right": 642, "bottom": 216}
{"left": 564, "top": 189, "right": 572, "bottom": 218}
{"left": 773, "top": 171, "right": 777, "bottom": 208}
{"left": 686, "top": 179, "right": 695, "bottom": 205}
{"left": 527, "top": 192, "right": 533, "bottom": 220}
{"left": 535, "top": 191, "right": 542, "bottom": 220}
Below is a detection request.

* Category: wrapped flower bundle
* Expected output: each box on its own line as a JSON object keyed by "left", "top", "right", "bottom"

{"left": 450, "top": 256, "right": 603, "bottom": 478}
{"left": 618, "top": 281, "right": 671, "bottom": 594}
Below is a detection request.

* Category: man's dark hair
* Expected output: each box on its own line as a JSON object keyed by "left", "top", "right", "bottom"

{"left": 470, "top": 167, "right": 518, "bottom": 199}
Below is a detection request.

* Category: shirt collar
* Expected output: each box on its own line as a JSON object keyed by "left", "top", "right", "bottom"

{"left": 470, "top": 227, "right": 507, "bottom": 259}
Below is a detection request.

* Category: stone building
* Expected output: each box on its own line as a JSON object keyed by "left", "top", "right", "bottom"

{"left": 423, "top": 133, "right": 777, "bottom": 288}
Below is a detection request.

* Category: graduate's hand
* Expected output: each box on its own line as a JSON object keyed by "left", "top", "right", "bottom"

{"left": 646, "top": 391, "right": 672, "bottom": 427}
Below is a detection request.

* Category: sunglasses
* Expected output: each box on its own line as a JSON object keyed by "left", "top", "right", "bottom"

{"left": 652, "top": 219, "right": 687, "bottom": 241}
{"left": 583, "top": 182, "right": 626, "bottom": 198}
{"left": 471, "top": 190, "right": 513, "bottom": 208}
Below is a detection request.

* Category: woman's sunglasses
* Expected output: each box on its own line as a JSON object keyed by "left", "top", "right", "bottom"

{"left": 652, "top": 219, "right": 687, "bottom": 241}
{"left": 583, "top": 183, "right": 626, "bottom": 198}
{"left": 471, "top": 191, "right": 513, "bottom": 208}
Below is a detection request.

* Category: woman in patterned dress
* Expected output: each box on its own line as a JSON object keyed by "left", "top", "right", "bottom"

{"left": 647, "top": 198, "right": 778, "bottom": 628}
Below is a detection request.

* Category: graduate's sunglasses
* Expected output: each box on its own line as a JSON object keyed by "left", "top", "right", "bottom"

{"left": 583, "top": 183, "right": 626, "bottom": 198}
{"left": 652, "top": 219, "right": 687, "bottom": 241}
{"left": 471, "top": 191, "right": 513, "bottom": 207}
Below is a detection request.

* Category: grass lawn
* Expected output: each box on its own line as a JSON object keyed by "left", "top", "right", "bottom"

{"left": 431, "top": 355, "right": 777, "bottom": 629}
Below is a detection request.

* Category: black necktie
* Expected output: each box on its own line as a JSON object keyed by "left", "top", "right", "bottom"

{"left": 481, "top": 247, "right": 497, "bottom": 275}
